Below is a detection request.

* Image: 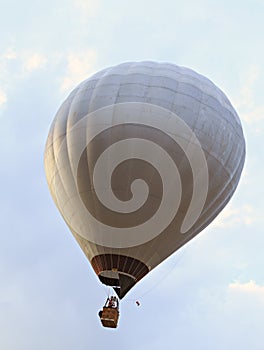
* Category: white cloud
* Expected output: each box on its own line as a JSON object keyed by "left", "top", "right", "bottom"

{"left": 228, "top": 280, "right": 264, "bottom": 311}
{"left": 60, "top": 49, "right": 98, "bottom": 93}
{"left": 229, "top": 280, "right": 264, "bottom": 301}
{"left": 240, "top": 65, "right": 260, "bottom": 107}
{"left": 235, "top": 65, "right": 264, "bottom": 125}
{"left": 175, "top": 0, "right": 213, "bottom": 21}
{"left": 2, "top": 48, "right": 17, "bottom": 60}
{"left": 210, "top": 204, "right": 258, "bottom": 229}
{"left": 23, "top": 53, "right": 47, "bottom": 72}
{"left": 0, "top": 89, "right": 7, "bottom": 106}
{"left": 0, "top": 47, "right": 97, "bottom": 106}
{"left": 0, "top": 49, "right": 14, "bottom": 78}
{"left": 241, "top": 104, "right": 264, "bottom": 124}
{"left": 0, "top": 49, "right": 49, "bottom": 110}
{"left": 1, "top": 49, "right": 47, "bottom": 74}
{"left": 0, "top": 49, "right": 48, "bottom": 90}
{"left": 73, "top": 0, "right": 100, "bottom": 16}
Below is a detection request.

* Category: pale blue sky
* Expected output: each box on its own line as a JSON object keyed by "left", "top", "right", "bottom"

{"left": 1, "top": 1, "right": 264, "bottom": 349}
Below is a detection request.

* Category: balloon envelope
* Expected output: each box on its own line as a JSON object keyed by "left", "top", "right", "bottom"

{"left": 44, "top": 61, "right": 245, "bottom": 298}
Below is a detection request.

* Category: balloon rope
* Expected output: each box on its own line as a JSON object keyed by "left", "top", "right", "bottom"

{"left": 103, "top": 285, "right": 111, "bottom": 298}
{"left": 124, "top": 250, "right": 185, "bottom": 303}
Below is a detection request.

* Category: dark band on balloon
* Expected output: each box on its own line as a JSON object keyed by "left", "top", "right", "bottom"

{"left": 91, "top": 254, "right": 149, "bottom": 281}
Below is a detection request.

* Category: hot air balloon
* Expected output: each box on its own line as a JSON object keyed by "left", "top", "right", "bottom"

{"left": 44, "top": 61, "right": 245, "bottom": 327}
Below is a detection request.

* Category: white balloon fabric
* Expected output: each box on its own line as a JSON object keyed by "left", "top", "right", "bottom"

{"left": 44, "top": 61, "right": 246, "bottom": 298}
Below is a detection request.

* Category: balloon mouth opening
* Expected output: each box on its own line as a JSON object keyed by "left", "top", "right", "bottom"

{"left": 99, "top": 272, "right": 136, "bottom": 299}
{"left": 91, "top": 254, "right": 149, "bottom": 298}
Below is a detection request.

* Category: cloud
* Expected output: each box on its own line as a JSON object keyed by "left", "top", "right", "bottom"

{"left": 2, "top": 48, "right": 17, "bottom": 60}
{"left": 239, "top": 65, "right": 260, "bottom": 107}
{"left": 0, "top": 89, "right": 7, "bottom": 106}
{"left": 73, "top": 0, "right": 100, "bottom": 16}
{"left": 23, "top": 53, "right": 47, "bottom": 73}
{"left": 0, "top": 49, "right": 48, "bottom": 90}
{"left": 210, "top": 204, "right": 257, "bottom": 228}
{"left": 229, "top": 280, "right": 264, "bottom": 300}
{"left": 175, "top": 0, "right": 214, "bottom": 21}
{"left": 0, "top": 47, "right": 98, "bottom": 113}
{"left": 0, "top": 49, "right": 14, "bottom": 78}
{"left": 241, "top": 104, "right": 264, "bottom": 124}
{"left": 1, "top": 49, "right": 47, "bottom": 74}
{"left": 234, "top": 65, "right": 264, "bottom": 125}
{"left": 60, "top": 49, "right": 98, "bottom": 93}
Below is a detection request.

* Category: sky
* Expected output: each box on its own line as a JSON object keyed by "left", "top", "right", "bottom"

{"left": 1, "top": 0, "right": 264, "bottom": 349}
